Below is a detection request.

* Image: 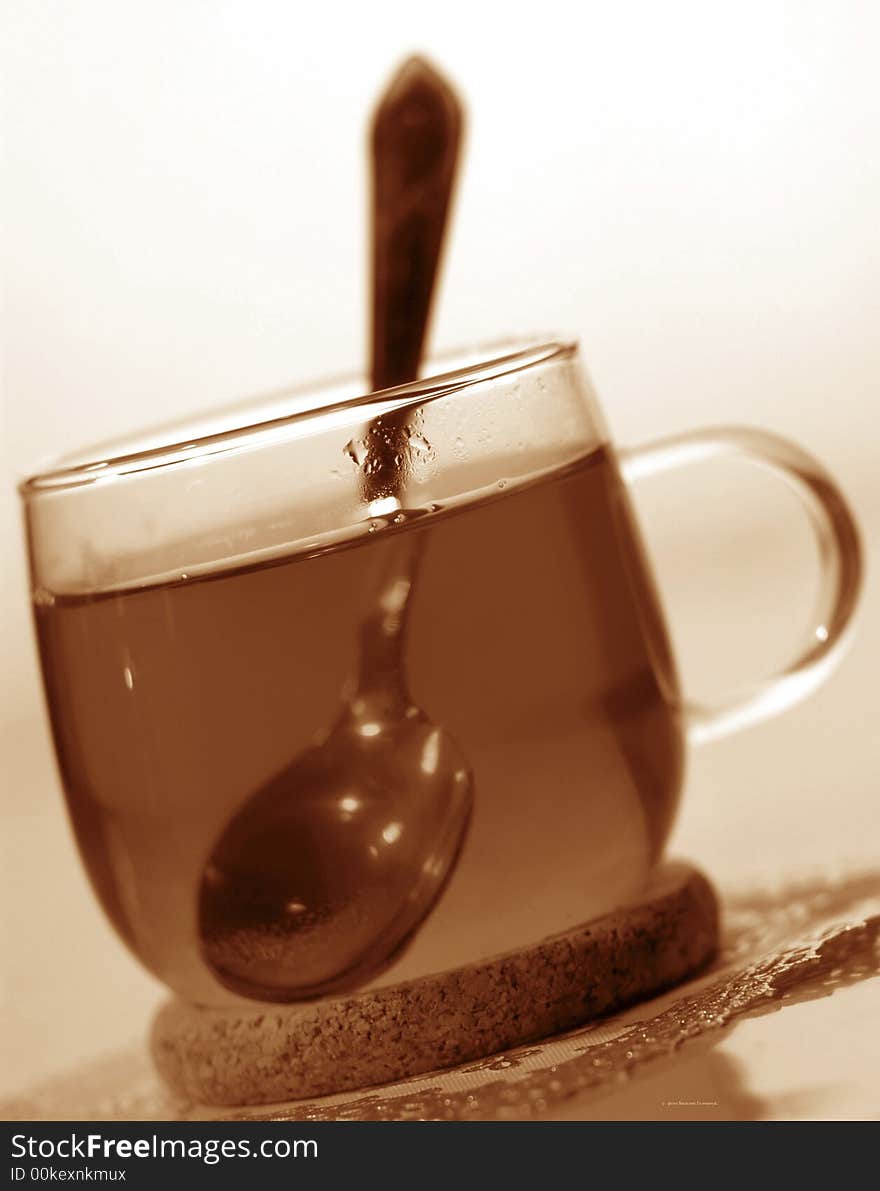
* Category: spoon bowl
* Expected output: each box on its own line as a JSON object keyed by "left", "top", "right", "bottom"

{"left": 199, "top": 681, "right": 473, "bottom": 999}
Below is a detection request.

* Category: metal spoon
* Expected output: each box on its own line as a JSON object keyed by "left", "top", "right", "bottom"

{"left": 198, "top": 57, "right": 472, "bottom": 1001}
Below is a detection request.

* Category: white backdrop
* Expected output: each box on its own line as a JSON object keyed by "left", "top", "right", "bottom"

{"left": 2, "top": 1, "right": 878, "bottom": 1099}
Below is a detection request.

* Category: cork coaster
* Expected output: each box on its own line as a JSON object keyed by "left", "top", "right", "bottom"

{"left": 151, "top": 860, "right": 719, "bottom": 1107}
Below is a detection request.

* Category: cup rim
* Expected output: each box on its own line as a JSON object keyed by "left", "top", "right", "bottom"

{"left": 19, "top": 338, "right": 576, "bottom": 497}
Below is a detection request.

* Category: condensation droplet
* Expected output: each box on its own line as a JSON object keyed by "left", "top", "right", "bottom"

{"left": 344, "top": 439, "right": 367, "bottom": 466}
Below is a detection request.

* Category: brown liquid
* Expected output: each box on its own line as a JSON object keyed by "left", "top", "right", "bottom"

{"left": 35, "top": 445, "right": 684, "bottom": 1003}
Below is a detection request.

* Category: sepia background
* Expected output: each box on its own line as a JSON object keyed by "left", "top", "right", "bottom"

{"left": 2, "top": 1, "right": 878, "bottom": 1116}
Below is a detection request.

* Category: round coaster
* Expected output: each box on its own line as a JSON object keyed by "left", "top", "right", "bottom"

{"left": 151, "top": 860, "right": 719, "bottom": 1107}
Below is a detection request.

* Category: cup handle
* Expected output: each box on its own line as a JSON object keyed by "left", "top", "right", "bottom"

{"left": 617, "top": 426, "right": 864, "bottom": 744}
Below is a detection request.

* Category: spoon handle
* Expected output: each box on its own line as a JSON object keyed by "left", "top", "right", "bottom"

{"left": 370, "top": 55, "right": 463, "bottom": 393}
{"left": 364, "top": 57, "right": 464, "bottom": 508}
{"left": 356, "top": 58, "right": 464, "bottom": 688}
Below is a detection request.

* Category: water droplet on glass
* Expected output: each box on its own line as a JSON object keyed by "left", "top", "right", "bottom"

{"left": 344, "top": 439, "right": 367, "bottom": 466}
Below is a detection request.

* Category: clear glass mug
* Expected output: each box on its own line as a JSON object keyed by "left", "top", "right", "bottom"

{"left": 21, "top": 340, "right": 862, "bottom": 1005}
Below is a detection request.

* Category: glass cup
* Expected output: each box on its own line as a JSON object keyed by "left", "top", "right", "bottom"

{"left": 20, "top": 340, "right": 862, "bottom": 1004}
